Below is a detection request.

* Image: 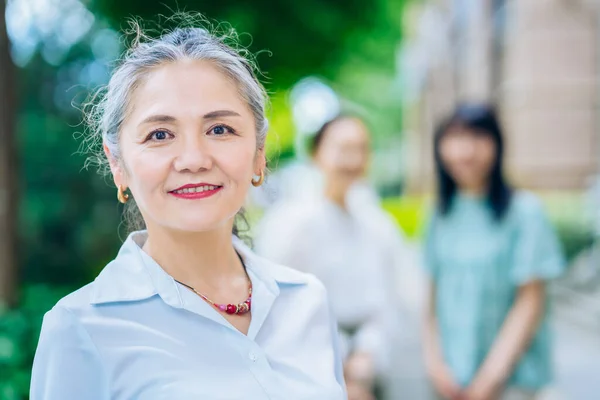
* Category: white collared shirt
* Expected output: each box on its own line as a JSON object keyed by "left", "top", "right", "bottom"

{"left": 30, "top": 231, "right": 346, "bottom": 400}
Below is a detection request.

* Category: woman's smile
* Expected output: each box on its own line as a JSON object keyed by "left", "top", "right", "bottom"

{"left": 168, "top": 183, "right": 223, "bottom": 200}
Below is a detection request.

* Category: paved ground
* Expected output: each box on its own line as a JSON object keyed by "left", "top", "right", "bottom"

{"left": 551, "top": 316, "right": 600, "bottom": 400}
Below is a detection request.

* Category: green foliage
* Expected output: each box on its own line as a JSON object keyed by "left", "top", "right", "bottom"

{"left": 0, "top": 285, "right": 73, "bottom": 400}
{"left": 542, "top": 193, "right": 596, "bottom": 263}
{"left": 553, "top": 221, "right": 595, "bottom": 263}
{"left": 265, "top": 91, "right": 296, "bottom": 164}
{"left": 87, "top": 0, "right": 403, "bottom": 90}
{"left": 381, "top": 195, "right": 429, "bottom": 240}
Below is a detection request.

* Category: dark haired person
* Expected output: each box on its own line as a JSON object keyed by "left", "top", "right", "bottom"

{"left": 423, "top": 104, "right": 565, "bottom": 400}
{"left": 257, "top": 115, "right": 396, "bottom": 400}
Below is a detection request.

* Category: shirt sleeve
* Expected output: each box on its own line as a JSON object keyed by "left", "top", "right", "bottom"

{"left": 353, "top": 317, "right": 390, "bottom": 374}
{"left": 423, "top": 212, "right": 440, "bottom": 280}
{"left": 30, "top": 306, "right": 110, "bottom": 400}
{"left": 351, "top": 242, "right": 392, "bottom": 375}
{"left": 308, "top": 276, "right": 348, "bottom": 398}
{"left": 510, "top": 195, "right": 566, "bottom": 285}
{"left": 327, "top": 295, "right": 348, "bottom": 397}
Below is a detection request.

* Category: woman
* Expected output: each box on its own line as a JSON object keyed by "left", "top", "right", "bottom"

{"left": 30, "top": 18, "right": 346, "bottom": 399}
{"left": 256, "top": 115, "right": 397, "bottom": 400}
{"left": 423, "top": 104, "right": 565, "bottom": 400}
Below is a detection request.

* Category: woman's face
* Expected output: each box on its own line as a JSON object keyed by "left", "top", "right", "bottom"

{"left": 314, "top": 118, "right": 370, "bottom": 188}
{"left": 107, "top": 59, "right": 265, "bottom": 233}
{"left": 439, "top": 124, "right": 497, "bottom": 192}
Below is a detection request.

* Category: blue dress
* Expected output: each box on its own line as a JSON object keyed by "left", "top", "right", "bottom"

{"left": 424, "top": 191, "right": 565, "bottom": 389}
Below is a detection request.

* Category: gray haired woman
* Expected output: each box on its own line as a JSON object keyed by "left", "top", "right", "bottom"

{"left": 30, "top": 15, "right": 345, "bottom": 400}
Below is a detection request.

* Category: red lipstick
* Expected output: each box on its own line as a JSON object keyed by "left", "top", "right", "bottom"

{"left": 168, "top": 183, "right": 222, "bottom": 200}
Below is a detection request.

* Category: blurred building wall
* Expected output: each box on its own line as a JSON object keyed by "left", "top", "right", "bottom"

{"left": 401, "top": 0, "right": 600, "bottom": 192}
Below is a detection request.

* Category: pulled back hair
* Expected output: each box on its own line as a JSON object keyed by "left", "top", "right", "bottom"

{"left": 310, "top": 114, "right": 365, "bottom": 155}
{"left": 81, "top": 13, "right": 268, "bottom": 235}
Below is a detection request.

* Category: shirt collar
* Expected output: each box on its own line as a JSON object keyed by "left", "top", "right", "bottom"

{"left": 89, "top": 230, "right": 308, "bottom": 306}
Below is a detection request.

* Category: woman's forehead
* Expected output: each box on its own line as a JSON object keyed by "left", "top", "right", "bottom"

{"left": 324, "top": 119, "right": 369, "bottom": 144}
{"left": 127, "top": 60, "right": 250, "bottom": 122}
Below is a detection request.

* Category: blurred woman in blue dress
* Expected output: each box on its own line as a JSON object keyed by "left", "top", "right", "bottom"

{"left": 423, "top": 104, "right": 565, "bottom": 400}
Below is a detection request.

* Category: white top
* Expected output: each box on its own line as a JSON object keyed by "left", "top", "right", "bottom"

{"left": 255, "top": 196, "right": 395, "bottom": 372}
{"left": 30, "top": 231, "right": 346, "bottom": 400}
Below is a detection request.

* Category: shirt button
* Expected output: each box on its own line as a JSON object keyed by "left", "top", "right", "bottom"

{"left": 249, "top": 352, "right": 257, "bottom": 362}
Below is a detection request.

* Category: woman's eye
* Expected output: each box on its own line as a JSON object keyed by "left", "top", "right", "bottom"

{"left": 154, "top": 131, "right": 167, "bottom": 140}
{"left": 148, "top": 130, "right": 170, "bottom": 141}
{"left": 209, "top": 124, "right": 235, "bottom": 136}
{"left": 212, "top": 125, "right": 226, "bottom": 135}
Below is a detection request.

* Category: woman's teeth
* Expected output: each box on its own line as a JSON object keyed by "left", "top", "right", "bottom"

{"left": 173, "top": 185, "right": 218, "bottom": 194}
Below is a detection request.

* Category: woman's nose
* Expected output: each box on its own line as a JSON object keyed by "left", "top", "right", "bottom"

{"left": 172, "top": 136, "right": 214, "bottom": 173}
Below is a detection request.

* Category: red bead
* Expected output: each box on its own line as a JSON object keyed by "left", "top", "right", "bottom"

{"left": 226, "top": 304, "right": 237, "bottom": 314}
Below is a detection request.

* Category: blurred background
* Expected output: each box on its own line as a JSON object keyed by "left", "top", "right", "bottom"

{"left": 0, "top": 0, "right": 599, "bottom": 399}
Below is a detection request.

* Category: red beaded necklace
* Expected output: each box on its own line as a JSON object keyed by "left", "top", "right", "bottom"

{"left": 176, "top": 279, "right": 252, "bottom": 315}
{"left": 175, "top": 254, "right": 252, "bottom": 315}
{"left": 173, "top": 255, "right": 252, "bottom": 316}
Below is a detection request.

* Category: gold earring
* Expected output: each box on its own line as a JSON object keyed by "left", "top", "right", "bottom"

{"left": 251, "top": 170, "right": 264, "bottom": 187}
{"left": 117, "top": 185, "right": 130, "bottom": 204}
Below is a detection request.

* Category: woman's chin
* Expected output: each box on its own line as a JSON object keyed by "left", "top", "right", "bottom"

{"left": 160, "top": 218, "right": 230, "bottom": 234}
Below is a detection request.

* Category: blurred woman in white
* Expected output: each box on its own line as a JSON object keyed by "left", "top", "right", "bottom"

{"left": 256, "top": 115, "right": 396, "bottom": 400}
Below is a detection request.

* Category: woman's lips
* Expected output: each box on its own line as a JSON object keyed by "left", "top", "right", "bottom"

{"left": 169, "top": 184, "right": 223, "bottom": 199}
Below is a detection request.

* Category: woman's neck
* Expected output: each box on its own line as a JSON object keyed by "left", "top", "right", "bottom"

{"left": 324, "top": 179, "right": 350, "bottom": 209}
{"left": 459, "top": 188, "right": 486, "bottom": 198}
{"left": 141, "top": 222, "right": 244, "bottom": 288}
{"left": 458, "top": 181, "right": 489, "bottom": 197}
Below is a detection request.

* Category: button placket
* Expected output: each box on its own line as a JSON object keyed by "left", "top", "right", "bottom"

{"left": 248, "top": 351, "right": 258, "bottom": 362}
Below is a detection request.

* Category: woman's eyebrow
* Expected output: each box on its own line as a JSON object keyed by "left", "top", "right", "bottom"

{"left": 138, "top": 110, "right": 241, "bottom": 127}
{"left": 138, "top": 114, "right": 177, "bottom": 127}
{"left": 203, "top": 110, "right": 241, "bottom": 120}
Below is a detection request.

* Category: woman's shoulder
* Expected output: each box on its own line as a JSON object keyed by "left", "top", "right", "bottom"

{"left": 36, "top": 283, "right": 100, "bottom": 348}
{"left": 510, "top": 190, "right": 546, "bottom": 218}
{"left": 42, "top": 253, "right": 138, "bottom": 324}
{"left": 44, "top": 283, "right": 97, "bottom": 323}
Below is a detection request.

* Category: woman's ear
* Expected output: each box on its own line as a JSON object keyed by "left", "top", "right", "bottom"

{"left": 103, "top": 143, "right": 127, "bottom": 188}
{"left": 255, "top": 147, "right": 267, "bottom": 175}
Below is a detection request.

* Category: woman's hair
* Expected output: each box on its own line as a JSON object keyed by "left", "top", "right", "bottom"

{"left": 82, "top": 14, "right": 268, "bottom": 235}
{"left": 433, "top": 103, "right": 512, "bottom": 220}
{"left": 310, "top": 114, "right": 363, "bottom": 155}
